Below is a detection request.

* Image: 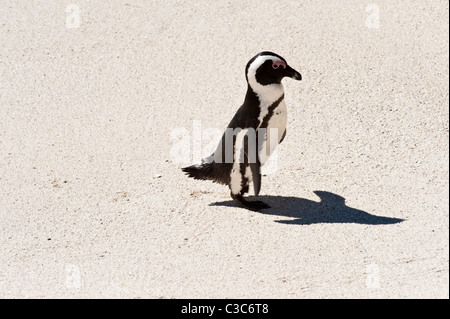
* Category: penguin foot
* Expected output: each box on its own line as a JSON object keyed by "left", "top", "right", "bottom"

{"left": 240, "top": 185, "right": 249, "bottom": 195}
{"left": 231, "top": 193, "right": 271, "bottom": 211}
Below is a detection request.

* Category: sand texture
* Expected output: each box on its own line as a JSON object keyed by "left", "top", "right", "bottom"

{"left": 0, "top": 0, "right": 448, "bottom": 298}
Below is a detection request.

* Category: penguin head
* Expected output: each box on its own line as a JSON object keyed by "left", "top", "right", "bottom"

{"left": 245, "top": 51, "right": 302, "bottom": 86}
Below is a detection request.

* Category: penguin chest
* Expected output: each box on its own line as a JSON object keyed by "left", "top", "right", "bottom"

{"left": 259, "top": 99, "right": 287, "bottom": 163}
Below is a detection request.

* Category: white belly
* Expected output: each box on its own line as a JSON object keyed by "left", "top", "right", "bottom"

{"left": 259, "top": 99, "right": 287, "bottom": 165}
{"left": 267, "top": 99, "right": 287, "bottom": 144}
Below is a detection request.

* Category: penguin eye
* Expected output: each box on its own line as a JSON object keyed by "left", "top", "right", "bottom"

{"left": 272, "top": 61, "right": 286, "bottom": 70}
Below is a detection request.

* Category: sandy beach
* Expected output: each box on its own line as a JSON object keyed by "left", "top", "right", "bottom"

{"left": 0, "top": 0, "right": 448, "bottom": 298}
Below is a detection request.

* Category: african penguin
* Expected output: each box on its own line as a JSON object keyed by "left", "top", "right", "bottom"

{"left": 182, "top": 51, "right": 302, "bottom": 211}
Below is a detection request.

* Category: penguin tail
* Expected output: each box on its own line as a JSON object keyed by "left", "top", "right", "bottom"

{"left": 182, "top": 162, "right": 214, "bottom": 181}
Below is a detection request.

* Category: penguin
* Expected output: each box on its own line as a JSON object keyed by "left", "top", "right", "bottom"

{"left": 182, "top": 51, "right": 302, "bottom": 211}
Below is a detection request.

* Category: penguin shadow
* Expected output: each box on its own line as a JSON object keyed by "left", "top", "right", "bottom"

{"left": 210, "top": 191, "right": 404, "bottom": 225}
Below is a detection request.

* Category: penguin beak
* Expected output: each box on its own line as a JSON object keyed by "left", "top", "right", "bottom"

{"left": 284, "top": 65, "right": 302, "bottom": 81}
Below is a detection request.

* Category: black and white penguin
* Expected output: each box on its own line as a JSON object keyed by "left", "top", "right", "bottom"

{"left": 182, "top": 51, "right": 301, "bottom": 211}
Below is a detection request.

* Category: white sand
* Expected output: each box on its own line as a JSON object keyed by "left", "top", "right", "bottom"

{"left": 0, "top": 0, "right": 448, "bottom": 298}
